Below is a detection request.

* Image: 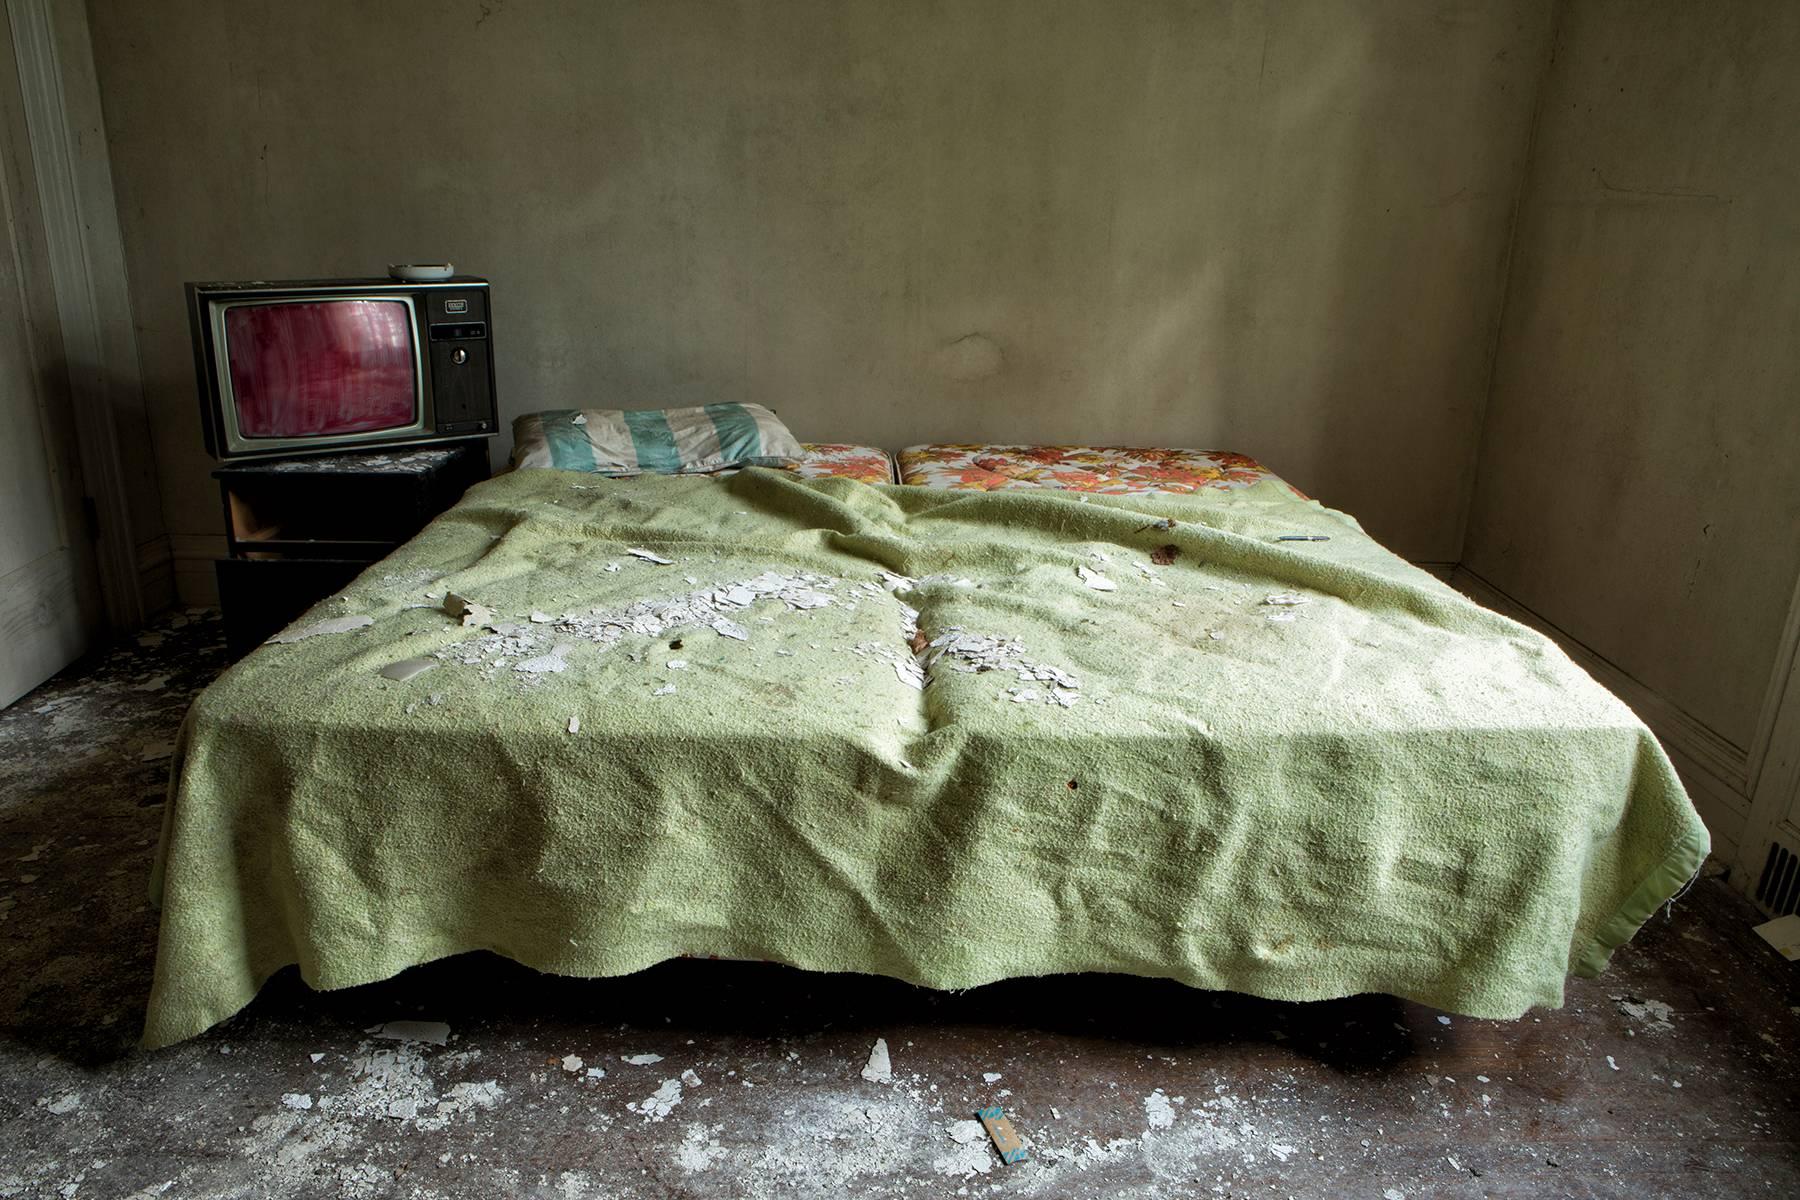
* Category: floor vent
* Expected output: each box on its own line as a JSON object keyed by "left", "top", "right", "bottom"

{"left": 1754, "top": 837, "right": 1800, "bottom": 917}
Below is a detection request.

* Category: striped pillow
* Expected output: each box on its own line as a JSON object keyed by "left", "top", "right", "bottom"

{"left": 510, "top": 404, "right": 803, "bottom": 475}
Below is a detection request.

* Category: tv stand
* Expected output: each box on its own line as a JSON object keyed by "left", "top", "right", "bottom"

{"left": 212, "top": 441, "right": 489, "bottom": 657}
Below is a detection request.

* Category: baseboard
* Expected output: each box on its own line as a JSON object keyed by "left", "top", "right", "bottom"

{"left": 135, "top": 534, "right": 175, "bottom": 616}
{"left": 168, "top": 533, "right": 224, "bottom": 606}
{"left": 1452, "top": 566, "right": 1751, "bottom": 864}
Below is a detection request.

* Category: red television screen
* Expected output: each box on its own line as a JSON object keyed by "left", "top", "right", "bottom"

{"left": 224, "top": 299, "right": 418, "bottom": 438}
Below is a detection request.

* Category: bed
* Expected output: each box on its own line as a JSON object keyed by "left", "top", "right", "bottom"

{"left": 144, "top": 442, "right": 1708, "bottom": 1048}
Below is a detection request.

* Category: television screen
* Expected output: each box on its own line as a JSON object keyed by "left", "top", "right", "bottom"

{"left": 224, "top": 299, "right": 418, "bottom": 438}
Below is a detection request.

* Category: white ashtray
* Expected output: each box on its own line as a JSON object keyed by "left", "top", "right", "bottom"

{"left": 388, "top": 263, "right": 454, "bottom": 281}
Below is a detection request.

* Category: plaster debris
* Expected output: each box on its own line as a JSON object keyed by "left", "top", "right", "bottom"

{"left": 562, "top": 1055, "right": 584, "bottom": 1073}
{"left": 919, "top": 628, "right": 1080, "bottom": 704}
{"left": 378, "top": 657, "right": 437, "bottom": 682}
{"left": 1385, "top": 1190, "right": 1407, "bottom": 1200}
{"left": 310, "top": 1053, "right": 325, "bottom": 1064}
{"left": 626, "top": 548, "right": 675, "bottom": 565}
{"left": 46, "top": 1093, "right": 81, "bottom": 1115}
{"left": 937, "top": 1119, "right": 998, "bottom": 1178}
{"left": 861, "top": 1039, "right": 893, "bottom": 1084}
{"left": 982, "top": 1072, "right": 1003, "bottom": 1084}
{"left": 681, "top": 1069, "right": 703, "bottom": 1087}
{"left": 1263, "top": 592, "right": 1310, "bottom": 607}
{"left": 653, "top": 684, "right": 676, "bottom": 696}
{"left": 667, "top": 660, "right": 689, "bottom": 670}
{"left": 1076, "top": 565, "right": 1117, "bottom": 591}
{"left": 281, "top": 1093, "right": 313, "bottom": 1111}
{"left": 1612, "top": 994, "right": 1676, "bottom": 1031}
{"left": 675, "top": 1122, "right": 728, "bottom": 1172}
{"left": 1437, "top": 1015, "right": 1452, "bottom": 1026}
{"left": 442, "top": 594, "right": 495, "bottom": 630}
{"left": 367, "top": 1020, "right": 451, "bottom": 1046}
{"left": 1269, "top": 1142, "right": 1296, "bottom": 1162}
{"left": 630, "top": 1078, "right": 684, "bottom": 1121}
{"left": 1606, "top": 1056, "right": 1619, "bottom": 1071}
{"left": 622, "top": 1053, "right": 664, "bottom": 1066}
{"left": 515, "top": 645, "right": 571, "bottom": 675}
{"left": 1267, "top": 611, "right": 1298, "bottom": 623}
{"left": 566, "top": 715, "right": 581, "bottom": 734}
{"left": 267, "top": 614, "right": 375, "bottom": 643}
{"left": 1145, "top": 1090, "right": 1176, "bottom": 1129}
{"left": 949, "top": 1119, "right": 987, "bottom": 1144}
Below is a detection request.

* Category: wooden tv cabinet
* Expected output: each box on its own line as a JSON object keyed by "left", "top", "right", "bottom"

{"left": 212, "top": 441, "right": 489, "bottom": 658}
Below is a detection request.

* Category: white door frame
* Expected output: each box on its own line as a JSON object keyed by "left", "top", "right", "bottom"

{"left": 1739, "top": 571, "right": 1800, "bottom": 894}
{"left": 6, "top": 0, "right": 146, "bottom": 631}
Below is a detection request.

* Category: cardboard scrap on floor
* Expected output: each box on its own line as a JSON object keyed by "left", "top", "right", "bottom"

{"left": 977, "top": 1105, "right": 1030, "bottom": 1165}
{"left": 1753, "top": 913, "right": 1800, "bottom": 960}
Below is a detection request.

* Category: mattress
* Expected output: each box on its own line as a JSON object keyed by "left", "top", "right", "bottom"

{"left": 144, "top": 465, "right": 1706, "bottom": 1048}
{"left": 790, "top": 443, "right": 895, "bottom": 484}
{"left": 899, "top": 443, "right": 1296, "bottom": 495}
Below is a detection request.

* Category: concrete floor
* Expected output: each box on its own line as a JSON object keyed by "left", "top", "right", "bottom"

{"left": 0, "top": 609, "right": 1796, "bottom": 1199}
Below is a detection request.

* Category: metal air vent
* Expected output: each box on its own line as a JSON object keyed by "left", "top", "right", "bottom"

{"left": 1753, "top": 835, "right": 1800, "bottom": 917}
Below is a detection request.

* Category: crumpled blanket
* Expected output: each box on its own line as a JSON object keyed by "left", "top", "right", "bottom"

{"left": 144, "top": 467, "right": 1708, "bottom": 1047}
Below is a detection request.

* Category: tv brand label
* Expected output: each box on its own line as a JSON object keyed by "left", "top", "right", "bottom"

{"left": 444, "top": 299, "right": 469, "bottom": 314}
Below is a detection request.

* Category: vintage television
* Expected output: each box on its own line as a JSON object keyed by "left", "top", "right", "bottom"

{"left": 186, "top": 276, "right": 497, "bottom": 461}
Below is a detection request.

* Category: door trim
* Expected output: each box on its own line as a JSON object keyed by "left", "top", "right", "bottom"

{"left": 5, "top": 0, "right": 145, "bottom": 630}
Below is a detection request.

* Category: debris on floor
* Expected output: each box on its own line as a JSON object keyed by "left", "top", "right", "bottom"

{"left": 1612, "top": 994, "right": 1676, "bottom": 1031}
{"left": 1076, "top": 564, "right": 1117, "bottom": 591}
{"left": 861, "top": 1038, "right": 892, "bottom": 1083}
{"left": 1752, "top": 913, "right": 1800, "bottom": 960}
{"left": 628, "top": 1077, "right": 684, "bottom": 1121}
{"left": 937, "top": 1119, "right": 997, "bottom": 1178}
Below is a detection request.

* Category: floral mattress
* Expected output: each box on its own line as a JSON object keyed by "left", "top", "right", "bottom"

{"left": 898, "top": 444, "right": 1298, "bottom": 495}
{"left": 789, "top": 443, "right": 895, "bottom": 485}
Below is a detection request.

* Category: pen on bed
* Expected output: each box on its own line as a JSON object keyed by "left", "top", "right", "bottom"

{"left": 1276, "top": 534, "right": 1330, "bottom": 542}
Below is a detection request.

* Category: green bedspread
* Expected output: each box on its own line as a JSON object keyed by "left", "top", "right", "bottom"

{"left": 145, "top": 467, "right": 1708, "bottom": 1048}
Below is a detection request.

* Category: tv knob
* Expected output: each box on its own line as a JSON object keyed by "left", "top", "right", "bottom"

{"left": 451, "top": 347, "right": 467, "bottom": 365}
